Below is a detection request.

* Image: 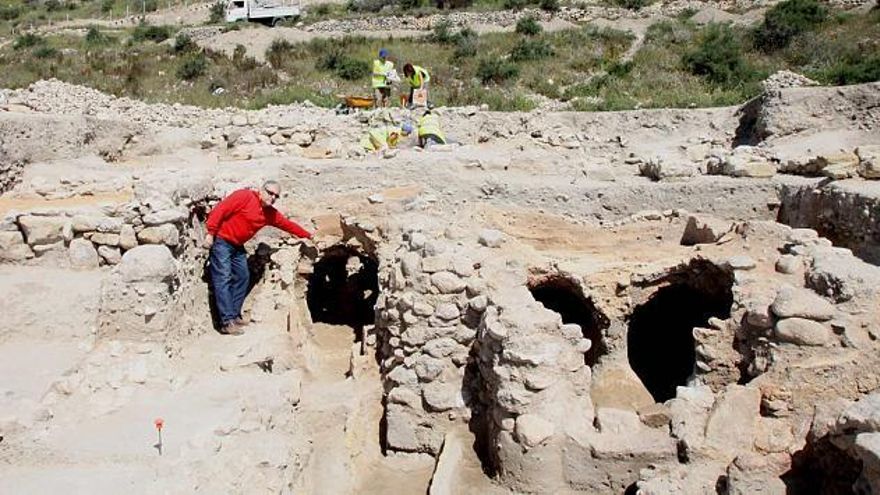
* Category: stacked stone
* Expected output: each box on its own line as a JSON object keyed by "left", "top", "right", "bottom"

{"left": 0, "top": 173, "right": 215, "bottom": 267}
{"left": 375, "top": 228, "right": 486, "bottom": 454}
{"left": 474, "top": 286, "right": 596, "bottom": 492}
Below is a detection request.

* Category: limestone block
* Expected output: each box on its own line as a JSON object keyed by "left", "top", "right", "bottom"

{"left": 723, "top": 155, "right": 776, "bottom": 178}
{"left": 71, "top": 215, "right": 124, "bottom": 233}
{"left": 142, "top": 208, "right": 187, "bottom": 226}
{"left": 414, "top": 355, "right": 446, "bottom": 382}
{"left": 853, "top": 432, "right": 880, "bottom": 494}
{"left": 596, "top": 408, "right": 642, "bottom": 435}
{"left": 118, "top": 245, "right": 176, "bottom": 283}
{"left": 119, "top": 224, "right": 138, "bottom": 250}
{"left": 774, "top": 318, "right": 834, "bottom": 346}
{"left": 0, "top": 231, "right": 33, "bottom": 260}
{"left": 817, "top": 152, "right": 859, "bottom": 179}
{"left": 837, "top": 392, "right": 880, "bottom": 432}
{"left": 433, "top": 303, "right": 460, "bottom": 321}
{"left": 388, "top": 387, "right": 422, "bottom": 409}
{"left": 680, "top": 214, "right": 731, "bottom": 245}
{"left": 502, "top": 335, "right": 565, "bottom": 366}
{"left": 704, "top": 385, "right": 761, "bottom": 457}
{"left": 478, "top": 229, "right": 504, "bottom": 248}
{"left": 725, "top": 453, "right": 789, "bottom": 495}
{"left": 97, "top": 245, "right": 122, "bottom": 265}
{"left": 68, "top": 238, "right": 99, "bottom": 269}
{"left": 857, "top": 145, "right": 880, "bottom": 179}
{"left": 387, "top": 365, "right": 418, "bottom": 387}
{"left": 88, "top": 232, "right": 120, "bottom": 246}
{"left": 431, "top": 271, "right": 465, "bottom": 294}
{"left": 590, "top": 363, "right": 655, "bottom": 411}
{"left": 770, "top": 285, "right": 835, "bottom": 321}
{"left": 137, "top": 224, "right": 180, "bottom": 247}
{"left": 515, "top": 414, "right": 555, "bottom": 448}
{"left": 19, "top": 215, "right": 67, "bottom": 245}
{"left": 424, "top": 338, "right": 463, "bottom": 359}
{"left": 421, "top": 255, "right": 451, "bottom": 273}
{"left": 775, "top": 254, "right": 801, "bottom": 274}
{"left": 422, "top": 381, "right": 464, "bottom": 412}
{"left": 639, "top": 158, "right": 694, "bottom": 182}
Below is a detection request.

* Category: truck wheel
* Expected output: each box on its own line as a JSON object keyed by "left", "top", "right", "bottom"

{"left": 272, "top": 17, "right": 283, "bottom": 27}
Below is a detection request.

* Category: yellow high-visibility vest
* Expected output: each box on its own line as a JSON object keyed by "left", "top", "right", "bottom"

{"left": 360, "top": 127, "right": 402, "bottom": 151}
{"left": 406, "top": 65, "right": 430, "bottom": 89}
{"left": 372, "top": 60, "right": 394, "bottom": 89}
{"left": 418, "top": 114, "right": 445, "bottom": 143}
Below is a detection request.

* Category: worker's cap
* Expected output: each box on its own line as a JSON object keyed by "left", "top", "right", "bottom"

{"left": 401, "top": 122, "right": 414, "bottom": 135}
{"left": 379, "top": 48, "right": 388, "bottom": 58}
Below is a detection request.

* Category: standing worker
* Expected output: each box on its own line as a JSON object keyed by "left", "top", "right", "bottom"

{"left": 372, "top": 48, "right": 394, "bottom": 108}
{"left": 402, "top": 63, "right": 430, "bottom": 108}
{"left": 204, "top": 180, "right": 313, "bottom": 335}
{"left": 417, "top": 110, "right": 446, "bottom": 148}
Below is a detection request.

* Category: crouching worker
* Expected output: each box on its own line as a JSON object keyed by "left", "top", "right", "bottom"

{"left": 417, "top": 110, "right": 446, "bottom": 148}
{"left": 360, "top": 122, "right": 414, "bottom": 153}
{"left": 204, "top": 180, "right": 312, "bottom": 335}
{"left": 402, "top": 63, "right": 430, "bottom": 108}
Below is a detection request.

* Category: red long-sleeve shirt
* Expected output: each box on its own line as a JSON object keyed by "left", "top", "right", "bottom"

{"left": 205, "top": 189, "right": 312, "bottom": 246}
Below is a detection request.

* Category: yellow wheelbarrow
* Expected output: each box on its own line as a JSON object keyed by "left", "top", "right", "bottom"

{"left": 338, "top": 94, "right": 376, "bottom": 109}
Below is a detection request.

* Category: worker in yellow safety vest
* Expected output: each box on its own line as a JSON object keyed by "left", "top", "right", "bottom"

{"left": 417, "top": 111, "right": 446, "bottom": 148}
{"left": 402, "top": 63, "right": 430, "bottom": 108}
{"left": 360, "top": 122, "right": 413, "bottom": 152}
{"left": 372, "top": 48, "right": 395, "bottom": 108}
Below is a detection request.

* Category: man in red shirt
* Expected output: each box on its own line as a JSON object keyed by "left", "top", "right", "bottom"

{"left": 205, "top": 180, "right": 312, "bottom": 335}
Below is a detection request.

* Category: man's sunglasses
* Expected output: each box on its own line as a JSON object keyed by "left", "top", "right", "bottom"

{"left": 265, "top": 189, "right": 280, "bottom": 200}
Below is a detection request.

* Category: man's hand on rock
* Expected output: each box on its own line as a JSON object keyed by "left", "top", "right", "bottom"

{"left": 203, "top": 234, "right": 214, "bottom": 250}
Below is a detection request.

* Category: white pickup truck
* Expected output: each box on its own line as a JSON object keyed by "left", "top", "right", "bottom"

{"left": 225, "top": 0, "right": 300, "bottom": 26}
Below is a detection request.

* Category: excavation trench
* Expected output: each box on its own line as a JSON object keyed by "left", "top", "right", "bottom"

{"left": 306, "top": 245, "right": 380, "bottom": 344}
{"left": 627, "top": 260, "right": 734, "bottom": 403}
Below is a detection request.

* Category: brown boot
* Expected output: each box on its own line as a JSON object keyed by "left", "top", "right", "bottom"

{"left": 221, "top": 321, "right": 244, "bottom": 335}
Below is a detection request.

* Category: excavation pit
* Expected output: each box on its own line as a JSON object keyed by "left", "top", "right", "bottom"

{"left": 306, "top": 245, "right": 379, "bottom": 341}
{"left": 627, "top": 261, "right": 734, "bottom": 402}
{"left": 528, "top": 276, "right": 610, "bottom": 366}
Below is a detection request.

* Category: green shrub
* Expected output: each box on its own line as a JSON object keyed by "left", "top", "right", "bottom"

{"left": 399, "top": 0, "right": 425, "bottom": 9}
{"left": 131, "top": 23, "right": 172, "bottom": 43}
{"left": 265, "top": 38, "right": 293, "bottom": 68}
{"left": 208, "top": 1, "right": 225, "bottom": 23}
{"left": 539, "top": 0, "right": 559, "bottom": 12}
{"left": 683, "top": 23, "right": 751, "bottom": 87}
{"left": 503, "top": 0, "right": 528, "bottom": 10}
{"left": 607, "top": 0, "right": 651, "bottom": 10}
{"left": 13, "top": 33, "right": 45, "bottom": 50}
{"left": 311, "top": 2, "right": 333, "bottom": 15}
{"left": 431, "top": 20, "right": 455, "bottom": 43}
{"left": 85, "top": 26, "right": 110, "bottom": 45}
{"left": 232, "top": 43, "right": 259, "bottom": 70}
{"left": 33, "top": 45, "right": 59, "bottom": 58}
{"left": 452, "top": 28, "right": 478, "bottom": 58}
{"left": 144, "top": 0, "right": 158, "bottom": 12}
{"left": 754, "top": 0, "right": 826, "bottom": 51}
{"left": 510, "top": 38, "right": 554, "bottom": 61}
{"left": 177, "top": 53, "right": 208, "bottom": 80}
{"left": 477, "top": 58, "right": 519, "bottom": 84}
{"left": 44, "top": 0, "right": 61, "bottom": 12}
{"left": 346, "top": 0, "right": 393, "bottom": 12}
{"left": 822, "top": 54, "right": 880, "bottom": 85}
{"left": 335, "top": 58, "right": 369, "bottom": 80}
{"left": 0, "top": 4, "right": 21, "bottom": 20}
{"left": 173, "top": 33, "right": 197, "bottom": 53}
{"left": 100, "top": 0, "right": 114, "bottom": 13}
{"left": 515, "top": 15, "right": 542, "bottom": 36}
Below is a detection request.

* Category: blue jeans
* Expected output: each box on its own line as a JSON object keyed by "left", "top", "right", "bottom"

{"left": 209, "top": 237, "right": 249, "bottom": 325}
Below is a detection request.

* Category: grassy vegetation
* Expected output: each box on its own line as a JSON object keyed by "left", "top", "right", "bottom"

{"left": 0, "top": 0, "right": 877, "bottom": 112}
